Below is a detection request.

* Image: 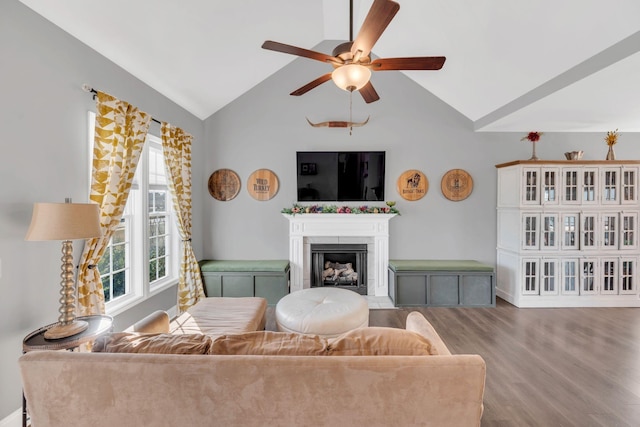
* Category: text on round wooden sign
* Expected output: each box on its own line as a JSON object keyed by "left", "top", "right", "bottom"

{"left": 247, "top": 169, "right": 279, "bottom": 201}
{"left": 396, "top": 169, "right": 428, "bottom": 201}
{"left": 441, "top": 169, "right": 473, "bottom": 201}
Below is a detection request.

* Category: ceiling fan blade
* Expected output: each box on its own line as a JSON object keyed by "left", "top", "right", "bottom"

{"left": 290, "top": 73, "right": 333, "bottom": 96}
{"left": 371, "top": 56, "right": 446, "bottom": 71}
{"left": 351, "top": 0, "right": 400, "bottom": 59}
{"left": 262, "top": 40, "right": 338, "bottom": 63}
{"left": 359, "top": 81, "right": 380, "bottom": 103}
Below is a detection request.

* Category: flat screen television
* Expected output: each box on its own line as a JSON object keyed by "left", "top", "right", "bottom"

{"left": 296, "top": 151, "right": 385, "bottom": 202}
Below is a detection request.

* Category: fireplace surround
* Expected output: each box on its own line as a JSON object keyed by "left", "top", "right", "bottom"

{"left": 284, "top": 213, "right": 397, "bottom": 296}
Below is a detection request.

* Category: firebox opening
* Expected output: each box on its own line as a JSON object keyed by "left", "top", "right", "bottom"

{"left": 311, "top": 244, "right": 367, "bottom": 295}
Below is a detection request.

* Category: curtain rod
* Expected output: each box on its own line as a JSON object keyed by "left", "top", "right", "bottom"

{"left": 82, "top": 84, "right": 162, "bottom": 125}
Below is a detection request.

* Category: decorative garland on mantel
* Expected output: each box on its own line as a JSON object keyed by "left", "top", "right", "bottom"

{"left": 282, "top": 203, "right": 399, "bottom": 215}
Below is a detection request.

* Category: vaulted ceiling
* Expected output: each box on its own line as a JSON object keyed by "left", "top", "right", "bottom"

{"left": 19, "top": 0, "right": 640, "bottom": 132}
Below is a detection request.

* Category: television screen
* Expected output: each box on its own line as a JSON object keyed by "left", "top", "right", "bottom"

{"left": 296, "top": 151, "right": 385, "bottom": 202}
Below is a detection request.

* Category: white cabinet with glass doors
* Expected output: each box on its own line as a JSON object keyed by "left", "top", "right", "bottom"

{"left": 496, "top": 160, "right": 640, "bottom": 307}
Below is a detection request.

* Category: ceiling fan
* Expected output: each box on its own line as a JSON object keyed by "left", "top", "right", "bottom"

{"left": 261, "top": 0, "right": 446, "bottom": 103}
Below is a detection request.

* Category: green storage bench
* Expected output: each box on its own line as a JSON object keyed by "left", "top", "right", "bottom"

{"left": 388, "top": 260, "right": 495, "bottom": 307}
{"left": 199, "top": 260, "right": 290, "bottom": 306}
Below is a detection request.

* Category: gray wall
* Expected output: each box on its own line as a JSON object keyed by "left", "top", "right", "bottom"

{"left": 0, "top": 1, "right": 204, "bottom": 420}
{"left": 2, "top": 1, "right": 640, "bottom": 423}
{"left": 202, "top": 40, "right": 640, "bottom": 264}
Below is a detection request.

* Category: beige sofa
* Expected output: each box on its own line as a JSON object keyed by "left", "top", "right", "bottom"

{"left": 20, "top": 310, "right": 486, "bottom": 427}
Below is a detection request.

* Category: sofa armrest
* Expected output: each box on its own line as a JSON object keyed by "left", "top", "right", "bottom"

{"left": 125, "top": 310, "right": 170, "bottom": 334}
{"left": 405, "top": 311, "right": 452, "bottom": 356}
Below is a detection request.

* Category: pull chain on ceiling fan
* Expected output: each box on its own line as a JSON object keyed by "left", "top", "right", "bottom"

{"left": 261, "top": 0, "right": 446, "bottom": 103}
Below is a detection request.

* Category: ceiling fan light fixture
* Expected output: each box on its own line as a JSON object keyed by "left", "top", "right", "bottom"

{"left": 332, "top": 64, "right": 371, "bottom": 92}
{"left": 262, "top": 0, "right": 443, "bottom": 102}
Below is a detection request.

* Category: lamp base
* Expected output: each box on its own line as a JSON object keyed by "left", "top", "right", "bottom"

{"left": 44, "top": 319, "right": 89, "bottom": 340}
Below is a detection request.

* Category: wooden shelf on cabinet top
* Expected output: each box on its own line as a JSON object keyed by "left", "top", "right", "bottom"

{"left": 496, "top": 159, "right": 640, "bottom": 168}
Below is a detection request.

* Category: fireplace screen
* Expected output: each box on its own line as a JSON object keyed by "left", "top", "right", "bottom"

{"left": 311, "top": 244, "right": 367, "bottom": 295}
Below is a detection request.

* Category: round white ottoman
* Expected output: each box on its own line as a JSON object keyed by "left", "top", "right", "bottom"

{"left": 275, "top": 287, "right": 369, "bottom": 338}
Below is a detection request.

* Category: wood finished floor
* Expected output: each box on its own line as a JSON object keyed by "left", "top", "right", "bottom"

{"left": 266, "top": 298, "right": 640, "bottom": 427}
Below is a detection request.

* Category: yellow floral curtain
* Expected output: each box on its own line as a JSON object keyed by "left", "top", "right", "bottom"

{"left": 77, "top": 91, "right": 151, "bottom": 315}
{"left": 161, "top": 122, "right": 205, "bottom": 313}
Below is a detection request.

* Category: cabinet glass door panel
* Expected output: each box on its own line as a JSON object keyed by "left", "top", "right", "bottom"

{"left": 540, "top": 259, "right": 558, "bottom": 295}
{"left": 619, "top": 258, "right": 636, "bottom": 295}
{"left": 621, "top": 168, "right": 637, "bottom": 204}
{"left": 601, "top": 214, "right": 617, "bottom": 249}
{"left": 561, "top": 259, "right": 579, "bottom": 295}
{"left": 601, "top": 168, "right": 619, "bottom": 204}
{"left": 580, "top": 214, "right": 597, "bottom": 250}
{"left": 541, "top": 214, "right": 558, "bottom": 249}
{"left": 523, "top": 169, "right": 539, "bottom": 204}
{"left": 581, "top": 169, "right": 598, "bottom": 204}
{"left": 542, "top": 169, "right": 559, "bottom": 205}
{"left": 561, "top": 213, "right": 579, "bottom": 250}
{"left": 620, "top": 212, "right": 637, "bottom": 250}
{"left": 522, "top": 214, "right": 539, "bottom": 249}
{"left": 600, "top": 258, "right": 618, "bottom": 294}
{"left": 522, "top": 259, "right": 539, "bottom": 295}
{"left": 563, "top": 169, "right": 579, "bottom": 204}
{"left": 580, "top": 259, "right": 597, "bottom": 295}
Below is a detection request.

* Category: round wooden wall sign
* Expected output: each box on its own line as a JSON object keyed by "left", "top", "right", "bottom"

{"left": 208, "top": 169, "right": 241, "bottom": 201}
{"left": 441, "top": 169, "right": 473, "bottom": 201}
{"left": 396, "top": 169, "right": 428, "bottom": 201}
{"left": 247, "top": 169, "right": 279, "bottom": 201}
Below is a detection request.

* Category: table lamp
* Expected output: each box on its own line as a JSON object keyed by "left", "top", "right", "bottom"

{"left": 25, "top": 199, "right": 102, "bottom": 339}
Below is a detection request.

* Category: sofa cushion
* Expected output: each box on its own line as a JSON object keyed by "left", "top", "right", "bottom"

{"left": 92, "top": 332, "right": 212, "bottom": 354}
{"left": 210, "top": 331, "right": 329, "bottom": 355}
{"left": 171, "top": 297, "right": 267, "bottom": 339}
{"left": 327, "top": 327, "right": 437, "bottom": 356}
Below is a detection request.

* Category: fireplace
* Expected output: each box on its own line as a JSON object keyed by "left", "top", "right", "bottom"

{"left": 311, "top": 244, "right": 367, "bottom": 295}
{"left": 284, "top": 213, "right": 397, "bottom": 296}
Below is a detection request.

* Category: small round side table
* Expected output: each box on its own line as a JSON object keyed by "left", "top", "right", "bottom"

{"left": 23, "top": 314, "right": 113, "bottom": 351}
{"left": 22, "top": 315, "right": 113, "bottom": 427}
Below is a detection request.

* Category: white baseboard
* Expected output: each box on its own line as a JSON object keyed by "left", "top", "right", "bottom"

{"left": 167, "top": 304, "right": 178, "bottom": 321}
{"left": 0, "top": 407, "right": 22, "bottom": 427}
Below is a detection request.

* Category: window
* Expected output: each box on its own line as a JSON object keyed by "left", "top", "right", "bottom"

{"left": 97, "top": 218, "right": 128, "bottom": 302}
{"left": 147, "top": 145, "right": 171, "bottom": 285}
{"left": 89, "top": 113, "right": 179, "bottom": 315}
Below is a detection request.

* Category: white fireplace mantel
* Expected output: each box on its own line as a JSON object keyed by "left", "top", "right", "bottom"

{"left": 284, "top": 213, "right": 397, "bottom": 296}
